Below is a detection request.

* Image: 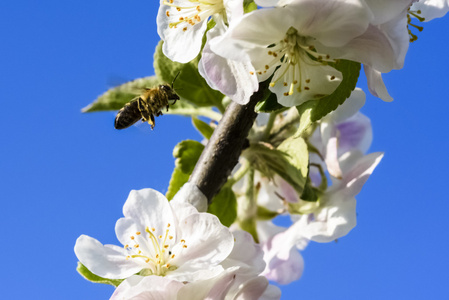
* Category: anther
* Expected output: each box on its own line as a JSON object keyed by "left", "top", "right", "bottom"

{"left": 166, "top": 11, "right": 170, "bottom": 17}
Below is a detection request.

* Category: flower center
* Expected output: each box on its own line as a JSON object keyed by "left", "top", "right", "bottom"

{"left": 407, "top": 8, "right": 425, "bottom": 42}
{"left": 253, "top": 27, "right": 336, "bottom": 98}
{"left": 123, "top": 223, "right": 187, "bottom": 276}
{"left": 163, "top": 0, "right": 224, "bottom": 32}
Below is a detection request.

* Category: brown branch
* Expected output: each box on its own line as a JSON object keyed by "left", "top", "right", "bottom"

{"left": 189, "top": 82, "right": 270, "bottom": 203}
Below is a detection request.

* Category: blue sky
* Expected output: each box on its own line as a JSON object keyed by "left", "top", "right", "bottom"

{"left": 1, "top": 1, "right": 449, "bottom": 299}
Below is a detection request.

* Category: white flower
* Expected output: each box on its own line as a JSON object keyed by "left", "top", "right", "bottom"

{"left": 295, "top": 150, "right": 383, "bottom": 242}
{"left": 156, "top": 0, "right": 243, "bottom": 63}
{"left": 111, "top": 231, "right": 281, "bottom": 300}
{"left": 210, "top": 0, "right": 373, "bottom": 107}
{"left": 74, "top": 188, "right": 234, "bottom": 282}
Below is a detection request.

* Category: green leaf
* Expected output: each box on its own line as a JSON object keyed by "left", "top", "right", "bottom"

{"left": 154, "top": 41, "right": 224, "bottom": 109}
{"left": 296, "top": 60, "right": 361, "bottom": 123}
{"left": 248, "top": 143, "right": 306, "bottom": 195}
{"left": 164, "top": 100, "right": 222, "bottom": 121}
{"left": 207, "top": 184, "right": 237, "bottom": 227}
{"left": 76, "top": 262, "right": 123, "bottom": 287}
{"left": 81, "top": 76, "right": 161, "bottom": 112}
{"left": 278, "top": 136, "right": 309, "bottom": 179}
{"left": 244, "top": 0, "right": 258, "bottom": 13}
{"left": 256, "top": 205, "right": 279, "bottom": 221}
{"left": 166, "top": 140, "right": 204, "bottom": 200}
{"left": 294, "top": 100, "right": 315, "bottom": 138}
{"left": 192, "top": 117, "right": 214, "bottom": 139}
{"left": 255, "top": 92, "right": 287, "bottom": 113}
{"left": 300, "top": 177, "right": 318, "bottom": 202}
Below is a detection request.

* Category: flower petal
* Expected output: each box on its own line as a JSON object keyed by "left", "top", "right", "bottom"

{"left": 110, "top": 275, "right": 184, "bottom": 300}
{"left": 74, "top": 235, "right": 142, "bottom": 279}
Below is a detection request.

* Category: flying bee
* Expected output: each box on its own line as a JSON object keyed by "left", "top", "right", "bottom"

{"left": 114, "top": 73, "right": 180, "bottom": 130}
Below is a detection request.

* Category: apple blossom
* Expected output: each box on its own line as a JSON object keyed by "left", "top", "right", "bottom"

{"left": 74, "top": 188, "right": 234, "bottom": 282}
{"left": 411, "top": 0, "right": 449, "bottom": 21}
{"left": 210, "top": 0, "right": 374, "bottom": 106}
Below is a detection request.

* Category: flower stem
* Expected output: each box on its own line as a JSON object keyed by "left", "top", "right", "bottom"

{"left": 262, "top": 112, "right": 277, "bottom": 141}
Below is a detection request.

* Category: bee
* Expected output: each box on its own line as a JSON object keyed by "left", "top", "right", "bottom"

{"left": 114, "top": 74, "right": 180, "bottom": 130}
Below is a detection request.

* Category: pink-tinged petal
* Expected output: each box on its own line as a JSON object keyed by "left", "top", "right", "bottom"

{"left": 364, "top": 65, "right": 394, "bottom": 102}
{"left": 171, "top": 213, "right": 234, "bottom": 268}
{"left": 289, "top": 0, "right": 372, "bottom": 47}
{"left": 336, "top": 112, "right": 373, "bottom": 155}
{"left": 298, "top": 194, "right": 357, "bottom": 243}
{"left": 321, "top": 122, "right": 343, "bottom": 179}
{"left": 111, "top": 275, "right": 183, "bottom": 300}
{"left": 412, "top": 0, "right": 449, "bottom": 21}
{"left": 199, "top": 22, "right": 258, "bottom": 105}
{"left": 260, "top": 222, "right": 308, "bottom": 284}
{"left": 122, "top": 189, "right": 176, "bottom": 240}
{"left": 74, "top": 235, "right": 142, "bottom": 279}
{"left": 262, "top": 245, "right": 304, "bottom": 284}
{"left": 338, "top": 151, "right": 384, "bottom": 198}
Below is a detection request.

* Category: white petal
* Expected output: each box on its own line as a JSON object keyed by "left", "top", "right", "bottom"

{"left": 364, "top": 0, "right": 413, "bottom": 25}
{"left": 289, "top": 0, "right": 372, "bottom": 47}
{"left": 122, "top": 189, "right": 176, "bottom": 239}
{"left": 156, "top": 1, "right": 208, "bottom": 63}
{"left": 298, "top": 194, "right": 357, "bottom": 243}
{"left": 323, "top": 88, "right": 365, "bottom": 124}
{"left": 259, "top": 284, "right": 282, "bottom": 300}
{"left": 111, "top": 275, "right": 183, "bottom": 300}
{"left": 412, "top": 0, "right": 449, "bottom": 21}
{"left": 222, "top": 230, "right": 265, "bottom": 273}
{"left": 199, "top": 23, "right": 258, "bottom": 104}
{"left": 171, "top": 213, "right": 234, "bottom": 270}
{"left": 74, "top": 235, "right": 142, "bottom": 279}
{"left": 233, "top": 276, "right": 269, "bottom": 300}
{"left": 338, "top": 151, "right": 384, "bottom": 198}
{"left": 364, "top": 65, "right": 394, "bottom": 102}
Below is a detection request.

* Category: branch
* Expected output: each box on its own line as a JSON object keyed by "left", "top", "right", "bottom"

{"left": 189, "top": 82, "right": 270, "bottom": 203}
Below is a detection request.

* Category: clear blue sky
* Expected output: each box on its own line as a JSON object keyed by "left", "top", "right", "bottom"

{"left": 1, "top": 1, "right": 449, "bottom": 299}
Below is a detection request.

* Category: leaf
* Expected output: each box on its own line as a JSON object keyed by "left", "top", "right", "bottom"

{"left": 207, "top": 184, "right": 237, "bottom": 227}
{"left": 154, "top": 40, "right": 224, "bottom": 108}
{"left": 296, "top": 60, "right": 361, "bottom": 122}
{"left": 164, "top": 100, "right": 222, "bottom": 121}
{"left": 255, "top": 92, "right": 287, "bottom": 113}
{"left": 82, "top": 76, "right": 161, "bottom": 112}
{"left": 256, "top": 205, "right": 278, "bottom": 221}
{"left": 294, "top": 100, "right": 315, "bottom": 138}
{"left": 244, "top": 0, "right": 258, "bottom": 13}
{"left": 248, "top": 142, "right": 307, "bottom": 195}
{"left": 278, "top": 136, "right": 309, "bottom": 179}
{"left": 192, "top": 117, "right": 214, "bottom": 139}
{"left": 76, "top": 262, "right": 123, "bottom": 287}
{"left": 166, "top": 140, "right": 204, "bottom": 200}
{"left": 300, "top": 177, "right": 318, "bottom": 202}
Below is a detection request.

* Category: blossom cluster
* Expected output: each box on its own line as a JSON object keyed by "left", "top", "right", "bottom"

{"left": 76, "top": 0, "right": 449, "bottom": 298}
{"left": 158, "top": 0, "right": 448, "bottom": 105}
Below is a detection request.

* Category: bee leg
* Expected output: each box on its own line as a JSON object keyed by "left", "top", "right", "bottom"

{"left": 166, "top": 105, "right": 169, "bottom": 112}
{"left": 148, "top": 114, "right": 155, "bottom": 130}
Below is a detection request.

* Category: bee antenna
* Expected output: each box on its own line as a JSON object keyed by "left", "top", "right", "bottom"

{"left": 171, "top": 71, "right": 181, "bottom": 89}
